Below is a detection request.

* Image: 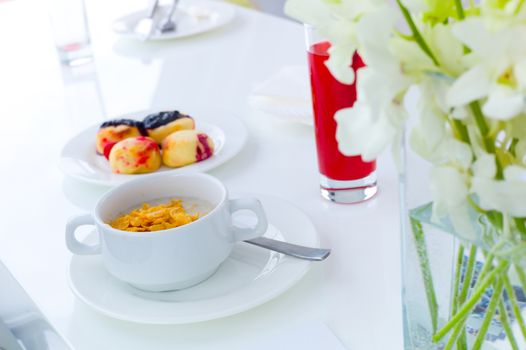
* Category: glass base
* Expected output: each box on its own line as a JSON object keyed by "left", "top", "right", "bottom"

{"left": 57, "top": 42, "right": 92, "bottom": 66}
{"left": 319, "top": 172, "right": 378, "bottom": 204}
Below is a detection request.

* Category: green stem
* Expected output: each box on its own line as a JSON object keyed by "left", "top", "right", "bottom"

{"left": 455, "top": 245, "right": 477, "bottom": 349}
{"left": 472, "top": 277, "right": 504, "bottom": 350}
{"left": 469, "top": 101, "right": 495, "bottom": 153}
{"left": 452, "top": 119, "right": 471, "bottom": 144}
{"left": 411, "top": 217, "right": 439, "bottom": 332}
{"left": 499, "top": 300, "right": 520, "bottom": 350}
{"left": 514, "top": 263, "right": 526, "bottom": 294}
{"left": 510, "top": 138, "right": 519, "bottom": 156}
{"left": 515, "top": 217, "right": 526, "bottom": 237}
{"left": 451, "top": 245, "right": 465, "bottom": 317}
{"left": 515, "top": 0, "right": 526, "bottom": 15}
{"left": 456, "top": 333, "right": 468, "bottom": 350}
{"left": 467, "top": 196, "right": 486, "bottom": 214}
{"left": 451, "top": 246, "right": 468, "bottom": 350}
{"left": 395, "top": 0, "right": 440, "bottom": 66}
{"left": 487, "top": 211, "right": 504, "bottom": 231}
{"left": 454, "top": 0, "right": 465, "bottom": 19}
{"left": 458, "top": 245, "right": 478, "bottom": 305}
{"left": 476, "top": 253, "right": 495, "bottom": 287}
{"left": 443, "top": 312, "right": 470, "bottom": 350}
{"left": 503, "top": 275, "right": 526, "bottom": 340}
{"left": 497, "top": 243, "right": 526, "bottom": 259}
{"left": 468, "top": 101, "right": 507, "bottom": 181}
{"left": 433, "top": 260, "right": 509, "bottom": 342}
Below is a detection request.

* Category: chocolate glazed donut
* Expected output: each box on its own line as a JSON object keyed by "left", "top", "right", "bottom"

{"left": 143, "top": 111, "right": 195, "bottom": 144}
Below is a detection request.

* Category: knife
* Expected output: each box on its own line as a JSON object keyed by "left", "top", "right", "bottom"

{"left": 134, "top": 0, "right": 160, "bottom": 40}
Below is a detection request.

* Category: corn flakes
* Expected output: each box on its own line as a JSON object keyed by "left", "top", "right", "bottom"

{"left": 109, "top": 199, "right": 200, "bottom": 232}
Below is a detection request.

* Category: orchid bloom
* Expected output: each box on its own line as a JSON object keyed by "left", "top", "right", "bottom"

{"left": 446, "top": 18, "right": 526, "bottom": 120}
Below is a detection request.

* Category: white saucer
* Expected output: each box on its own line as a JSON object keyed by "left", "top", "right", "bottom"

{"left": 68, "top": 194, "right": 319, "bottom": 324}
{"left": 113, "top": 0, "right": 235, "bottom": 41}
{"left": 59, "top": 110, "right": 247, "bottom": 186}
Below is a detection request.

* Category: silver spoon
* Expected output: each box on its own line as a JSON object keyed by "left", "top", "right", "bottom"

{"left": 245, "top": 237, "right": 331, "bottom": 261}
{"left": 158, "top": 0, "right": 179, "bottom": 34}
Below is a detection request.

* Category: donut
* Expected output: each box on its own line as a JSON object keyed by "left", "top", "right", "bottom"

{"left": 161, "top": 130, "right": 214, "bottom": 168}
{"left": 95, "top": 119, "right": 146, "bottom": 155}
{"left": 109, "top": 136, "right": 161, "bottom": 174}
{"left": 143, "top": 111, "right": 195, "bottom": 144}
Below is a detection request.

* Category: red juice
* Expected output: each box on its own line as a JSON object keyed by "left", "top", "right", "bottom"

{"left": 308, "top": 41, "right": 376, "bottom": 181}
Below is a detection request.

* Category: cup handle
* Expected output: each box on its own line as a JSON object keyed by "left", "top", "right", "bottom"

{"left": 229, "top": 198, "right": 268, "bottom": 242}
{"left": 65, "top": 214, "right": 101, "bottom": 255}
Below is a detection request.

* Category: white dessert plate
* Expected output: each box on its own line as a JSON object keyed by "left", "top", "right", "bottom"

{"left": 59, "top": 111, "right": 247, "bottom": 186}
{"left": 68, "top": 194, "right": 318, "bottom": 324}
{"left": 113, "top": 0, "right": 235, "bottom": 41}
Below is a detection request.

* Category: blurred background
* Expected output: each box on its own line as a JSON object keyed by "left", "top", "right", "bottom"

{"left": 227, "top": 0, "right": 287, "bottom": 18}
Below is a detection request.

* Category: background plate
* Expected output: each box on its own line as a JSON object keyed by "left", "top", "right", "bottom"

{"left": 113, "top": 0, "right": 236, "bottom": 41}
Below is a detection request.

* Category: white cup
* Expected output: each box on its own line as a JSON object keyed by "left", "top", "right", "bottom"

{"left": 65, "top": 173, "right": 268, "bottom": 292}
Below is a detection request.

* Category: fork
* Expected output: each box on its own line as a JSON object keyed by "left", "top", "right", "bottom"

{"left": 158, "top": 0, "right": 180, "bottom": 34}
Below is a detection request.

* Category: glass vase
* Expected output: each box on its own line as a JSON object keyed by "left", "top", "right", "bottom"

{"left": 400, "top": 132, "right": 526, "bottom": 350}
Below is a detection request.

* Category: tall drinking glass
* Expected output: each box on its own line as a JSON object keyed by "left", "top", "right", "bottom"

{"left": 305, "top": 25, "right": 377, "bottom": 203}
{"left": 48, "top": 0, "right": 92, "bottom": 66}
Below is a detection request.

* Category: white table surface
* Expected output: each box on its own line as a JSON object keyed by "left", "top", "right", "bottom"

{"left": 0, "top": 0, "right": 403, "bottom": 349}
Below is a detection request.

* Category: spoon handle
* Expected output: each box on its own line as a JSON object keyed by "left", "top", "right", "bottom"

{"left": 245, "top": 237, "right": 331, "bottom": 261}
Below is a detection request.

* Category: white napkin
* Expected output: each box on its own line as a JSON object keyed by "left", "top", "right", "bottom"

{"left": 247, "top": 321, "right": 348, "bottom": 350}
{"left": 250, "top": 66, "right": 313, "bottom": 126}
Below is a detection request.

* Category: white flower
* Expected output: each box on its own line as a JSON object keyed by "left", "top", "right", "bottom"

{"left": 285, "top": 0, "right": 391, "bottom": 84}
{"left": 410, "top": 79, "right": 448, "bottom": 162}
{"left": 355, "top": 5, "right": 398, "bottom": 71}
{"left": 284, "top": 0, "right": 332, "bottom": 29}
{"left": 430, "top": 165, "right": 476, "bottom": 241}
{"left": 426, "top": 23, "right": 465, "bottom": 76}
{"left": 505, "top": 165, "right": 526, "bottom": 181}
{"left": 471, "top": 163, "right": 526, "bottom": 217}
{"left": 410, "top": 77, "right": 474, "bottom": 168}
{"left": 402, "top": 0, "right": 428, "bottom": 12}
{"left": 390, "top": 22, "right": 464, "bottom": 78}
{"left": 446, "top": 18, "right": 526, "bottom": 120}
{"left": 482, "top": 85, "right": 525, "bottom": 118}
{"left": 335, "top": 5, "right": 409, "bottom": 161}
{"left": 410, "top": 106, "right": 446, "bottom": 162}
{"left": 431, "top": 167, "right": 469, "bottom": 212}
{"left": 325, "top": 43, "right": 357, "bottom": 84}
{"left": 508, "top": 115, "right": 526, "bottom": 144}
{"left": 439, "top": 139, "right": 473, "bottom": 169}
{"left": 472, "top": 152, "right": 497, "bottom": 179}
{"left": 335, "top": 100, "right": 401, "bottom": 161}
{"left": 470, "top": 154, "right": 526, "bottom": 217}
{"left": 335, "top": 61, "right": 409, "bottom": 161}
{"left": 480, "top": 0, "right": 526, "bottom": 28}
{"left": 285, "top": 0, "right": 357, "bottom": 84}
{"left": 446, "top": 65, "right": 491, "bottom": 107}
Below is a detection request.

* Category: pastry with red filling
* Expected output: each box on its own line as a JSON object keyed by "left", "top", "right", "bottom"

{"left": 162, "top": 130, "right": 214, "bottom": 168}
{"left": 95, "top": 119, "right": 146, "bottom": 155}
{"left": 108, "top": 136, "right": 161, "bottom": 174}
